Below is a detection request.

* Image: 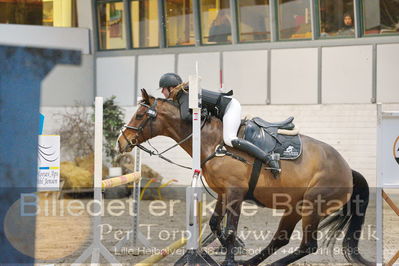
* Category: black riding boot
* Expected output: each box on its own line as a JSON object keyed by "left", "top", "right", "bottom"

{"left": 231, "top": 139, "right": 281, "bottom": 178}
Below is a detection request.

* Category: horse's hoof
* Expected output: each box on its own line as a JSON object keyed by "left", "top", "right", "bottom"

{"left": 221, "top": 260, "right": 239, "bottom": 266}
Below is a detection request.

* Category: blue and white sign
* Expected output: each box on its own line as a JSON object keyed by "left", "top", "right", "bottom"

{"left": 38, "top": 135, "right": 60, "bottom": 191}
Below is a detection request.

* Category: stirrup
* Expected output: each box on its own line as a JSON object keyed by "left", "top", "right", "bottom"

{"left": 265, "top": 166, "right": 281, "bottom": 178}
{"left": 265, "top": 153, "right": 281, "bottom": 177}
{"left": 264, "top": 166, "right": 281, "bottom": 173}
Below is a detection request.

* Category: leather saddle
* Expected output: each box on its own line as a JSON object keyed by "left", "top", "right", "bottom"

{"left": 252, "top": 116, "right": 295, "bottom": 130}
{"left": 240, "top": 117, "right": 301, "bottom": 160}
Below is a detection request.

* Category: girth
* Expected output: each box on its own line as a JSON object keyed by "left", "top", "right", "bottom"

{"left": 245, "top": 159, "right": 265, "bottom": 207}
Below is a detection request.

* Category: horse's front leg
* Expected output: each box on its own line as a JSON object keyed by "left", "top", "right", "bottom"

{"left": 209, "top": 194, "right": 228, "bottom": 246}
{"left": 222, "top": 188, "right": 245, "bottom": 266}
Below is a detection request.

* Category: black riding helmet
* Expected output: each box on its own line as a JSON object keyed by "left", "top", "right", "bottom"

{"left": 159, "top": 73, "right": 182, "bottom": 89}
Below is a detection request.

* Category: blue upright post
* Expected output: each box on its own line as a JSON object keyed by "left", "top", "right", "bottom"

{"left": 0, "top": 45, "right": 80, "bottom": 264}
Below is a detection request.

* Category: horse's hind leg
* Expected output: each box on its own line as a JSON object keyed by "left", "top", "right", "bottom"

{"left": 270, "top": 190, "right": 323, "bottom": 265}
{"left": 243, "top": 211, "right": 301, "bottom": 266}
{"left": 222, "top": 188, "right": 245, "bottom": 266}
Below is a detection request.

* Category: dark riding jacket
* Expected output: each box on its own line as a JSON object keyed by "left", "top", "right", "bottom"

{"left": 177, "top": 89, "right": 233, "bottom": 121}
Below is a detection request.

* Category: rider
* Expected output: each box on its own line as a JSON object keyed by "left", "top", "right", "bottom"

{"left": 159, "top": 73, "right": 280, "bottom": 177}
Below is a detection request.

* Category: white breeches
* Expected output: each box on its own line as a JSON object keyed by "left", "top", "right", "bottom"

{"left": 222, "top": 98, "right": 241, "bottom": 147}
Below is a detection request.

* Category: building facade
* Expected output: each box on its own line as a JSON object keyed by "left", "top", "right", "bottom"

{"left": 1, "top": 0, "right": 399, "bottom": 185}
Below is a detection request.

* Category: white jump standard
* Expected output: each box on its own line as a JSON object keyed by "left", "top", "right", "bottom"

{"left": 174, "top": 65, "right": 218, "bottom": 266}
{"left": 115, "top": 146, "right": 151, "bottom": 252}
{"left": 72, "top": 97, "right": 147, "bottom": 265}
{"left": 72, "top": 97, "right": 121, "bottom": 265}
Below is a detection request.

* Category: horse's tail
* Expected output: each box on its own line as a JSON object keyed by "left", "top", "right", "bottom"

{"left": 319, "top": 170, "right": 373, "bottom": 265}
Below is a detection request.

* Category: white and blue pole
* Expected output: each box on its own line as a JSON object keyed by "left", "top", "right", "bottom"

{"left": 187, "top": 62, "right": 202, "bottom": 250}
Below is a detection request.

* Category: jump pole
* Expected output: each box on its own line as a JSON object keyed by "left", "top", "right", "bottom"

{"left": 138, "top": 238, "right": 188, "bottom": 266}
{"left": 101, "top": 171, "right": 141, "bottom": 189}
{"left": 174, "top": 64, "right": 218, "bottom": 265}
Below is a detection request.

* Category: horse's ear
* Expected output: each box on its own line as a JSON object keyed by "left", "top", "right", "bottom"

{"left": 141, "top": 89, "right": 150, "bottom": 104}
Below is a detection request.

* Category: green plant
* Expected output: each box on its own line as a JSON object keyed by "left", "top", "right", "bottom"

{"left": 103, "top": 96, "right": 125, "bottom": 166}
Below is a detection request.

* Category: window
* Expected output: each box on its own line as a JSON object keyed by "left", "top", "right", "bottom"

{"left": 237, "top": 0, "right": 270, "bottom": 42}
{"left": 319, "top": 0, "right": 354, "bottom": 38}
{"left": 97, "top": 2, "right": 127, "bottom": 50}
{"left": 165, "top": 0, "right": 195, "bottom": 47}
{"left": 201, "top": 0, "right": 231, "bottom": 44}
{"left": 363, "top": 0, "right": 399, "bottom": 35}
{"left": 278, "top": 0, "right": 312, "bottom": 40}
{"left": 0, "top": 0, "right": 77, "bottom": 27}
{"left": 131, "top": 0, "right": 159, "bottom": 48}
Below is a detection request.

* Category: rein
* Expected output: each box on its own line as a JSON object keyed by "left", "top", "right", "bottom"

{"left": 138, "top": 117, "right": 209, "bottom": 170}
{"left": 120, "top": 98, "right": 247, "bottom": 200}
{"left": 137, "top": 135, "right": 193, "bottom": 170}
{"left": 120, "top": 99, "right": 207, "bottom": 170}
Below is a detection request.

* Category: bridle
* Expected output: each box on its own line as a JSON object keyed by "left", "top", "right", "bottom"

{"left": 120, "top": 99, "right": 158, "bottom": 150}
{"left": 119, "top": 98, "right": 197, "bottom": 169}
{"left": 120, "top": 97, "right": 216, "bottom": 198}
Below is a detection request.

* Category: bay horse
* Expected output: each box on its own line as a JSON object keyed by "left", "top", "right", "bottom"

{"left": 117, "top": 89, "right": 372, "bottom": 266}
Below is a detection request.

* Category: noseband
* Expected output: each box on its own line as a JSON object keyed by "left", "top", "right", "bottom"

{"left": 120, "top": 99, "right": 158, "bottom": 151}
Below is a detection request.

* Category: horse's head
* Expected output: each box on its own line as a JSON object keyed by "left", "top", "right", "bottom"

{"left": 117, "top": 89, "right": 181, "bottom": 153}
